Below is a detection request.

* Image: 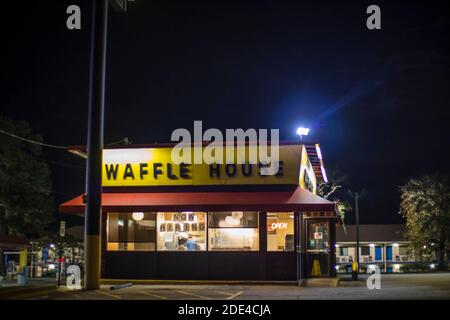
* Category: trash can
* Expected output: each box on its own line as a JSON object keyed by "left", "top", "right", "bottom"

{"left": 17, "top": 266, "right": 29, "bottom": 285}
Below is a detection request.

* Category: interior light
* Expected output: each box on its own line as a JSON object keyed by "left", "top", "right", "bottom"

{"left": 132, "top": 212, "right": 144, "bottom": 221}
{"left": 225, "top": 216, "right": 241, "bottom": 226}
{"left": 231, "top": 211, "right": 243, "bottom": 220}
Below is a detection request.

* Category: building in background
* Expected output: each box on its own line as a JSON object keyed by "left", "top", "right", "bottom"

{"left": 0, "top": 235, "right": 30, "bottom": 280}
{"left": 335, "top": 224, "right": 433, "bottom": 273}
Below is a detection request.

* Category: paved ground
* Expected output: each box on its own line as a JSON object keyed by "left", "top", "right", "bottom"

{"left": 46, "top": 273, "right": 450, "bottom": 300}
{"left": 0, "top": 277, "right": 56, "bottom": 288}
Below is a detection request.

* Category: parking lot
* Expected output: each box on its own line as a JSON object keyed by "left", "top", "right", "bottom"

{"left": 45, "top": 273, "right": 450, "bottom": 300}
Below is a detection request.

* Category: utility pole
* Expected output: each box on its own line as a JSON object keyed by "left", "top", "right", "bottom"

{"left": 84, "top": 0, "right": 129, "bottom": 290}
{"left": 354, "top": 192, "right": 360, "bottom": 280}
{"left": 296, "top": 212, "right": 303, "bottom": 286}
{"left": 349, "top": 190, "right": 362, "bottom": 281}
{"left": 84, "top": 0, "right": 109, "bottom": 290}
{"left": 58, "top": 221, "right": 66, "bottom": 287}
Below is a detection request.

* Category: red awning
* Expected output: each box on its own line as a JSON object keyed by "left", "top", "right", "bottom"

{"left": 60, "top": 187, "right": 336, "bottom": 215}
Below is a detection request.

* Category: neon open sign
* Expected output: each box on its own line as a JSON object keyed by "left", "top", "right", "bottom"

{"left": 270, "top": 222, "right": 288, "bottom": 230}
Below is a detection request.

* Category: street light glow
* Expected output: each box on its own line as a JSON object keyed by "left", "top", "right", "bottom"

{"left": 296, "top": 127, "right": 310, "bottom": 137}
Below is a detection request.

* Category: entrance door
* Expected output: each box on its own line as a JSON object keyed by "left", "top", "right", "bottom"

{"left": 306, "top": 220, "right": 330, "bottom": 277}
{"left": 386, "top": 246, "right": 393, "bottom": 261}
{"left": 375, "top": 246, "right": 382, "bottom": 261}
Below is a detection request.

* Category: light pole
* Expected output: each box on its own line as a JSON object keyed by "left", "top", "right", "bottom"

{"left": 84, "top": 0, "right": 129, "bottom": 290}
{"left": 349, "top": 190, "right": 363, "bottom": 281}
{"left": 354, "top": 192, "right": 360, "bottom": 280}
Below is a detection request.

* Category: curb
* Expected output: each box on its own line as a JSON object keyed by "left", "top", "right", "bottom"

{"left": 0, "top": 284, "right": 57, "bottom": 300}
{"left": 101, "top": 279, "right": 299, "bottom": 286}
{"left": 302, "top": 277, "right": 340, "bottom": 288}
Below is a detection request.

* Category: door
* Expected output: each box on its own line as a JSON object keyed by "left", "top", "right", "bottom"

{"left": 306, "top": 220, "right": 330, "bottom": 277}
{"left": 375, "top": 246, "right": 382, "bottom": 261}
{"left": 386, "top": 246, "right": 393, "bottom": 261}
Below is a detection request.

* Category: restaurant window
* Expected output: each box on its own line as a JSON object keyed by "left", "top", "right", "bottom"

{"left": 157, "top": 212, "right": 207, "bottom": 251}
{"left": 107, "top": 212, "right": 156, "bottom": 251}
{"left": 208, "top": 212, "right": 259, "bottom": 251}
{"left": 267, "top": 212, "right": 294, "bottom": 251}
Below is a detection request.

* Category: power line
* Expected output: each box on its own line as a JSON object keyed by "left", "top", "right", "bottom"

{"left": 0, "top": 128, "right": 67, "bottom": 150}
{"left": 1, "top": 128, "right": 131, "bottom": 150}
{"left": 43, "top": 159, "right": 85, "bottom": 169}
{"left": 107, "top": 137, "right": 130, "bottom": 146}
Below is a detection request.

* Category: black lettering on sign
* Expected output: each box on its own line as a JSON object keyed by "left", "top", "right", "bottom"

{"left": 180, "top": 162, "right": 191, "bottom": 179}
{"left": 167, "top": 163, "right": 177, "bottom": 179}
{"left": 140, "top": 163, "right": 148, "bottom": 179}
{"left": 276, "top": 161, "right": 284, "bottom": 176}
{"left": 123, "top": 163, "right": 135, "bottom": 179}
{"left": 242, "top": 163, "right": 252, "bottom": 176}
{"left": 105, "top": 164, "right": 119, "bottom": 180}
{"left": 225, "top": 164, "right": 237, "bottom": 177}
{"left": 209, "top": 164, "right": 220, "bottom": 178}
{"left": 153, "top": 163, "right": 163, "bottom": 179}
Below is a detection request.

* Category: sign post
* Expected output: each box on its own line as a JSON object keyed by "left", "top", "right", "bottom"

{"left": 58, "top": 221, "right": 66, "bottom": 287}
{"left": 59, "top": 220, "right": 66, "bottom": 238}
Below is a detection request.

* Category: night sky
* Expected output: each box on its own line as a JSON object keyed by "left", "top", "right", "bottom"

{"left": 1, "top": 0, "right": 449, "bottom": 228}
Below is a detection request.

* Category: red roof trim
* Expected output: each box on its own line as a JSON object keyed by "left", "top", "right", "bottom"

{"left": 60, "top": 187, "right": 336, "bottom": 215}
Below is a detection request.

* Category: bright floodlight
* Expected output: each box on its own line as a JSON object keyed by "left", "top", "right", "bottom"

{"left": 296, "top": 127, "right": 310, "bottom": 137}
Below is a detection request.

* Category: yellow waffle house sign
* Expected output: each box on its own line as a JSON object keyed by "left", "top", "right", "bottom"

{"left": 102, "top": 144, "right": 317, "bottom": 192}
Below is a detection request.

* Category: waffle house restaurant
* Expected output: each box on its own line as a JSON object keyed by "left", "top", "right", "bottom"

{"left": 60, "top": 142, "right": 338, "bottom": 281}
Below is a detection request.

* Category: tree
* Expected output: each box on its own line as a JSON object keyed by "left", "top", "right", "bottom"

{"left": 0, "top": 117, "right": 54, "bottom": 238}
{"left": 400, "top": 174, "right": 450, "bottom": 270}
{"left": 316, "top": 169, "right": 352, "bottom": 231}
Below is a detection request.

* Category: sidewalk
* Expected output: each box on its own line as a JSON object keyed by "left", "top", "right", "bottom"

{"left": 0, "top": 277, "right": 57, "bottom": 300}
